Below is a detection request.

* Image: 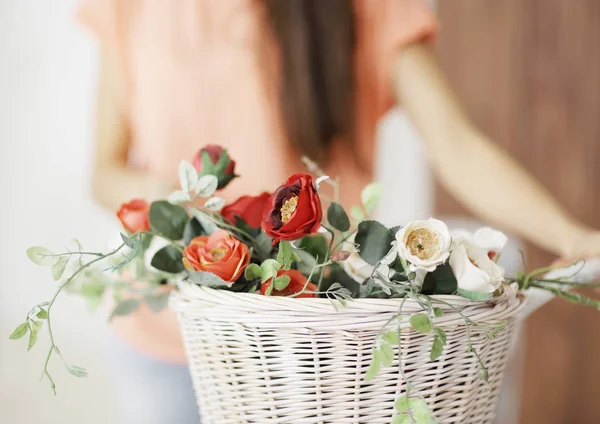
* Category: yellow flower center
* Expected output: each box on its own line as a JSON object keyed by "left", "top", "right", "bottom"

{"left": 280, "top": 196, "right": 298, "bottom": 223}
{"left": 210, "top": 247, "right": 227, "bottom": 261}
{"left": 406, "top": 228, "right": 439, "bottom": 260}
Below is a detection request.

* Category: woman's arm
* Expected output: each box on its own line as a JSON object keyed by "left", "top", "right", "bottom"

{"left": 394, "top": 43, "right": 599, "bottom": 258}
{"left": 92, "top": 51, "right": 171, "bottom": 211}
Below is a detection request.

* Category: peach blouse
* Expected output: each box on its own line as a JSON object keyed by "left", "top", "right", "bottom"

{"left": 78, "top": 0, "right": 436, "bottom": 206}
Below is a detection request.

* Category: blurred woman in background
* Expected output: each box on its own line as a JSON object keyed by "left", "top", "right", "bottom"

{"left": 78, "top": 0, "right": 600, "bottom": 423}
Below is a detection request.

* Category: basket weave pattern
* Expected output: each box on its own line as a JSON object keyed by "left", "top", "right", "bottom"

{"left": 172, "top": 284, "right": 525, "bottom": 424}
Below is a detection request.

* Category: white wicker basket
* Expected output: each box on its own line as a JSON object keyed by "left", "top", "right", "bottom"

{"left": 172, "top": 283, "right": 526, "bottom": 424}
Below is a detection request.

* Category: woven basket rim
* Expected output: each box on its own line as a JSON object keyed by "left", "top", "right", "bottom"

{"left": 175, "top": 281, "right": 526, "bottom": 318}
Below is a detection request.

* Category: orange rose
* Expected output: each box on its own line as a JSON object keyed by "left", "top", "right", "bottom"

{"left": 116, "top": 199, "right": 151, "bottom": 233}
{"left": 261, "top": 269, "right": 317, "bottom": 298}
{"left": 183, "top": 230, "right": 250, "bottom": 283}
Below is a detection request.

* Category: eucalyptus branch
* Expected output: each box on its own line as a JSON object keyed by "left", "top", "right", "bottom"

{"left": 40, "top": 242, "right": 126, "bottom": 393}
{"left": 430, "top": 296, "right": 487, "bottom": 379}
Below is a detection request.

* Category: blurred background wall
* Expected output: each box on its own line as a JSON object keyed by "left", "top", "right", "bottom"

{"left": 0, "top": 0, "right": 117, "bottom": 422}
{"left": 435, "top": 1, "right": 600, "bottom": 423}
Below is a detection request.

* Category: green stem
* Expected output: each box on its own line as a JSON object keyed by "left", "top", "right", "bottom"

{"left": 49, "top": 251, "right": 104, "bottom": 257}
{"left": 317, "top": 227, "right": 336, "bottom": 291}
{"left": 289, "top": 260, "right": 332, "bottom": 298}
{"left": 331, "top": 229, "right": 357, "bottom": 253}
{"left": 41, "top": 242, "right": 126, "bottom": 392}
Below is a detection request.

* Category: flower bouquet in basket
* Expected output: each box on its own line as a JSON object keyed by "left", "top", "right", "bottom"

{"left": 12, "top": 145, "right": 600, "bottom": 423}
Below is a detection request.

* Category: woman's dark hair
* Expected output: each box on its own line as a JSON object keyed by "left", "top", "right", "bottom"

{"left": 263, "top": 0, "right": 356, "bottom": 163}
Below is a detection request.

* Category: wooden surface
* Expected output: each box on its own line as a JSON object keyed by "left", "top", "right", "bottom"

{"left": 434, "top": 1, "right": 600, "bottom": 423}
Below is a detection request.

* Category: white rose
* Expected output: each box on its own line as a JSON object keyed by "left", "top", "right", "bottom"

{"left": 473, "top": 227, "right": 508, "bottom": 258}
{"left": 395, "top": 219, "right": 451, "bottom": 272}
{"left": 449, "top": 237, "right": 504, "bottom": 293}
{"left": 451, "top": 227, "right": 508, "bottom": 259}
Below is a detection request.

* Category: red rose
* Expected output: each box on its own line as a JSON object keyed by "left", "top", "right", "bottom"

{"left": 183, "top": 230, "right": 250, "bottom": 283}
{"left": 221, "top": 192, "right": 271, "bottom": 228}
{"left": 261, "top": 173, "right": 322, "bottom": 243}
{"left": 261, "top": 269, "right": 317, "bottom": 298}
{"left": 193, "top": 145, "right": 236, "bottom": 189}
{"left": 116, "top": 199, "right": 151, "bottom": 233}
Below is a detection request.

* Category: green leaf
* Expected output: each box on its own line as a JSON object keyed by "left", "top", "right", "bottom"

{"left": 27, "top": 327, "right": 39, "bottom": 351}
{"left": 433, "top": 307, "right": 444, "bottom": 317}
{"left": 430, "top": 335, "right": 444, "bottom": 361}
{"left": 392, "top": 414, "right": 409, "bottom": 424}
{"left": 204, "top": 196, "right": 225, "bottom": 211}
{"left": 149, "top": 201, "right": 189, "bottom": 240}
{"left": 187, "top": 271, "right": 230, "bottom": 288}
{"left": 51, "top": 256, "right": 69, "bottom": 281}
{"left": 183, "top": 217, "right": 207, "bottom": 245}
{"left": 294, "top": 248, "right": 317, "bottom": 276}
{"left": 276, "top": 241, "right": 297, "bottom": 270}
{"left": 179, "top": 160, "right": 198, "bottom": 193}
{"left": 364, "top": 354, "right": 381, "bottom": 382}
{"left": 434, "top": 327, "right": 447, "bottom": 345}
{"left": 299, "top": 235, "right": 329, "bottom": 261}
{"left": 120, "top": 232, "right": 137, "bottom": 249}
{"left": 36, "top": 308, "right": 48, "bottom": 320}
{"left": 379, "top": 343, "right": 394, "bottom": 367}
{"left": 354, "top": 220, "right": 394, "bottom": 266}
{"left": 410, "top": 313, "right": 433, "bottom": 333}
{"left": 327, "top": 202, "right": 350, "bottom": 232}
{"left": 350, "top": 205, "right": 365, "bottom": 222}
{"left": 548, "top": 288, "right": 600, "bottom": 309}
{"left": 145, "top": 292, "right": 171, "bottom": 313}
{"left": 9, "top": 322, "right": 29, "bottom": 340}
{"left": 150, "top": 246, "right": 185, "bottom": 274}
{"left": 457, "top": 288, "right": 493, "bottom": 302}
{"left": 110, "top": 299, "right": 141, "bottom": 320}
{"left": 382, "top": 330, "right": 400, "bottom": 346}
{"left": 26, "top": 246, "right": 57, "bottom": 266}
{"left": 260, "top": 259, "right": 281, "bottom": 284}
{"left": 273, "top": 275, "right": 291, "bottom": 291}
{"left": 66, "top": 364, "right": 89, "bottom": 378}
{"left": 30, "top": 320, "right": 43, "bottom": 332}
{"left": 430, "top": 262, "right": 458, "bottom": 295}
{"left": 254, "top": 232, "right": 274, "bottom": 261}
{"left": 168, "top": 190, "right": 191, "bottom": 204}
{"left": 194, "top": 174, "right": 218, "bottom": 197}
{"left": 361, "top": 182, "right": 383, "bottom": 213}
{"left": 395, "top": 397, "right": 437, "bottom": 424}
{"left": 244, "top": 263, "right": 262, "bottom": 281}
{"left": 395, "top": 396, "right": 410, "bottom": 412}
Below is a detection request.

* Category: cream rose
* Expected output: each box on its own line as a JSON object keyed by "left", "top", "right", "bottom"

{"left": 450, "top": 227, "right": 508, "bottom": 260}
{"left": 450, "top": 237, "right": 504, "bottom": 293}
{"left": 395, "top": 219, "right": 451, "bottom": 272}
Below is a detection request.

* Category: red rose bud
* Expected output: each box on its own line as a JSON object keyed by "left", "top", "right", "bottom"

{"left": 261, "top": 269, "right": 317, "bottom": 298}
{"left": 330, "top": 250, "right": 351, "bottom": 262}
{"left": 192, "top": 145, "right": 237, "bottom": 190}
{"left": 116, "top": 199, "right": 151, "bottom": 233}
{"left": 261, "top": 173, "right": 323, "bottom": 244}
{"left": 221, "top": 192, "right": 271, "bottom": 228}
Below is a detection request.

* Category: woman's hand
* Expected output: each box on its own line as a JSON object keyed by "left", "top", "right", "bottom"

{"left": 553, "top": 230, "right": 600, "bottom": 267}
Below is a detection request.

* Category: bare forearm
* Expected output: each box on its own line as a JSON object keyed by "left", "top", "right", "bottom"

{"left": 395, "top": 44, "right": 587, "bottom": 256}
